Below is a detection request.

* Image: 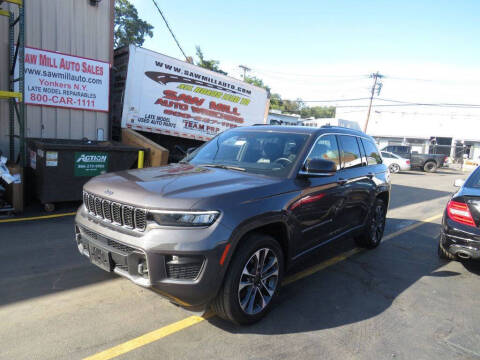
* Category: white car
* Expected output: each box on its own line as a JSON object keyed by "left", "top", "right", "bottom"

{"left": 381, "top": 151, "right": 411, "bottom": 173}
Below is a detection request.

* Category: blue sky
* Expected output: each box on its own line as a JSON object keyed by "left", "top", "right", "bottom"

{"left": 130, "top": 0, "right": 480, "bottom": 124}
{"left": 132, "top": 0, "right": 479, "bottom": 68}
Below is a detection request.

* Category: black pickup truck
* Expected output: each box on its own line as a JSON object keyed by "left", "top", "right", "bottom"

{"left": 382, "top": 145, "right": 446, "bottom": 172}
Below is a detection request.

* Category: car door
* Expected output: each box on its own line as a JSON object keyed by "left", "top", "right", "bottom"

{"left": 291, "top": 134, "right": 343, "bottom": 256}
{"left": 334, "top": 135, "right": 372, "bottom": 234}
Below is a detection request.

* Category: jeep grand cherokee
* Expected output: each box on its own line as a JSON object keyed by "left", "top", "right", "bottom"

{"left": 75, "top": 126, "right": 390, "bottom": 324}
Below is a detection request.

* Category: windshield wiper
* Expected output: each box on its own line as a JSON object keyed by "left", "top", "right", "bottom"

{"left": 198, "top": 164, "right": 246, "bottom": 172}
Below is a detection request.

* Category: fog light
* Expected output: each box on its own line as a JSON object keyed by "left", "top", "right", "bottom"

{"left": 138, "top": 260, "right": 148, "bottom": 276}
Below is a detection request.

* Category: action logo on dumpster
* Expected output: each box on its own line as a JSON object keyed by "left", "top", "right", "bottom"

{"left": 74, "top": 152, "right": 109, "bottom": 177}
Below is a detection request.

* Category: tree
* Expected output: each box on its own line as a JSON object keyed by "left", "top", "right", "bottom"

{"left": 114, "top": 0, "right": 154, "bottom": 48}
{"left": 195, "top": 46, "right": 228, "bottom": 75}
{"left": 244, "top": 75, "right": 271, "bottom": 93}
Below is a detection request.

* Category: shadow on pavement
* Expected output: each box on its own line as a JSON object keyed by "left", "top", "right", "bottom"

{"left": 208, "top": 219, "right": 457, "bottom": 334}
{"left": 461, "top": 260, "right": 480, "bottom": 275}
{"left": 0, "top": 216, "right": 116, "bottom": 306}
{"left": 389, "top": 184, "right": 452, "bottom": 210}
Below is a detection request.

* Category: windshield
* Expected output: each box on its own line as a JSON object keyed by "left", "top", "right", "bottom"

{"left": 184, "top": 130, "right": 309, "bottom": 178}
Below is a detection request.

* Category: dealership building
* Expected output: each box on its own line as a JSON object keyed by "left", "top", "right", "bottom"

{"left": 0, "top": 0, "right": 114, "bottom": 160}
{"left": 336, "top": 108, "right": 480, "bottom": 161}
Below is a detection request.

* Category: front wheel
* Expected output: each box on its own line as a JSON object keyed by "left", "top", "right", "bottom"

{"left": 355, "top": 198, "right": 387, "bottom": 248}
{"left": 211, "top": 233, "right": 284, "bottom": 324}
{"left": 389, "top": 163, "right": 400, "bottom": 173}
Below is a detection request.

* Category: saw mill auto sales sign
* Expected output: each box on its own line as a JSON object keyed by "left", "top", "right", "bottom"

{"left": 121, "top": 45, "right": 269, "bottom": 141}
{"left": 20, "top": 47, "right": 110, "bottom": 112}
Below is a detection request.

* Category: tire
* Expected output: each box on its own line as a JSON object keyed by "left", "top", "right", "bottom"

{"left": 355, "top": 198, "right": 387, "bottom": 249}
{"left": 438, "top": 241, "right": 455, "bottom": 261}
{"left": 211, "top": 233, "right": 284, "bottom": 325}
{"left": 44, "top": 203, "right": 55, "bottom": 212}
{"left": 389, "top": 163, "right": 400, "bottom": 173}
{"left": 423, "top": 161, "right": 437, "bottom": 173}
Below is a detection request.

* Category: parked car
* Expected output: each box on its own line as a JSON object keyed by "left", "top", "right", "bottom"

{"left": 380, "top": 151, "right": 411, "bottom": 173}
{"left": 381, "top": 145, "right": 446, "bottom": 172}
{"left": 439, "top": 166, "right": 480, "bottom": 261}
{"left": 75, "top": 126, "right": 391, "bottom": 324}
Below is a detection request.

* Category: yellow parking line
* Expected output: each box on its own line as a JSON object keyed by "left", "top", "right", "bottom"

{"left": 0, "top": 212, "right": 76, "bottom": 223}
{"left": 83, "top": 212, "right": 443, "bottom": 360}
{"left": 83, "top": 314, "right": 214, "bottom": 360}
{"left": 382, "top": 213, "right": 443, "bottom": 242}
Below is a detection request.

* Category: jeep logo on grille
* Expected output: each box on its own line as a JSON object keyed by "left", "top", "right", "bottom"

{"left": 104, "top": 189, "right": 114, "bottom": 196}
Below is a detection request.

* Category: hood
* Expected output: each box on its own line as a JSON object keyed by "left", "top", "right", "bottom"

{"left": 83, "top": 163, "right": 286, "bottom": 210}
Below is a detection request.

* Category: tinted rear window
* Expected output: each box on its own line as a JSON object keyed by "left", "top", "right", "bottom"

{"left": 338, "top": 135, "right": 362, "bottom": 169}
{"left": 362, "top": 139, "right": 382, "bottom": 165}
{"left": 466, "top": 167, "right": 480, "bottom": 188}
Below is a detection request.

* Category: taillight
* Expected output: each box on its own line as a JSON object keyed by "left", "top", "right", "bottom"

{"left": 446, "top": 200, "right": 476, "bottom": 227}
{"left": 406, "top": 160, "right": 410, "bottom": 164}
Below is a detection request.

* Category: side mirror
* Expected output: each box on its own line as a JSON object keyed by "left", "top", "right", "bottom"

{"left": 301, "top": 159, "right": 337, "bottom": 176}
{"left": 454, "top": 179, "right": 465, "bottom": 188}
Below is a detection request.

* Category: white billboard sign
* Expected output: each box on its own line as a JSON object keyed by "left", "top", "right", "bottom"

{"left": 121, "top": 45, "right": 268, "bottom": 141}
{"left": 21, "top": 47, "right": 110, "bottom": 112}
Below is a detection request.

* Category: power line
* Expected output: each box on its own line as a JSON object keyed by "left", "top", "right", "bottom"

{"left": 376, "top": 98, "right": 480, "bottom": 107}
{"left": 151, "top": 0, "right": 188, "bottom": 60}
{"left": 239, "top": 65, "right": 251, "bottom": 80}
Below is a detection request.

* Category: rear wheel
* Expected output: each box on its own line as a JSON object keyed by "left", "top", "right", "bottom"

{"left": 211, "top": 233, "right": 284, "bottom": 324}
{"left": 389, "top": 163, "right": 400, "bottom": 173}
{"left": 355, "top": 198, "right": 387, "bottom": 248}
{"left": 423, "top": 161, "right": 437, "bottom": 173}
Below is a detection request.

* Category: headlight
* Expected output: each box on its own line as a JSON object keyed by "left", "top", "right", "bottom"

{"left": 148, "top": 210, "right": 220, "bottom": 227}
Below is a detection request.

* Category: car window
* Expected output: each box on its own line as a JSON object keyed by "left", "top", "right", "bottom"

{"left": 362, "top": 139, "right": 382, "bottom": 165}
{"left": 465, "top": 167, "right": 480, "bottom": 188}
{"left": 381, "top": 151, "right": 392, "bottom": 159}
{"left": 338, "top": 135, "right": 362, "bottom": 169}
{"left": 306, "top": 134, "right": 340, "bottom": 170}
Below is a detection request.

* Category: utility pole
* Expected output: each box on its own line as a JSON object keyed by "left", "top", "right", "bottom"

{"left": 364, "top": 71, "right": 383, "bottom": 133}
{"left": 239, "top": 65, "right": 251, "bottom": 81}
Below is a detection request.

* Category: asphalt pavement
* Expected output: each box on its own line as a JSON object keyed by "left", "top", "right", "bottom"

{"left": 1, "top": 168, "right": 480, "bottom": 360}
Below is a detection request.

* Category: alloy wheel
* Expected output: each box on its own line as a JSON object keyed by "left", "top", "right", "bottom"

{"left": 238, "top": 248, "right": 279, "bottom": 315}
{"left": 389, "top": 163, "right": 400, "bottom": 173}
{"left": 370, "top": 204, "right": 386, "bottom": 244}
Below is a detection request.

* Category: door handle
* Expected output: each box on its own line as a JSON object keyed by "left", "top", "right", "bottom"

{"left": 338, "top": 178, "right": 347, "bottom": 185}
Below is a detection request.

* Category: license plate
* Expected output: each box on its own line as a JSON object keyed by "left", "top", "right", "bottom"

{"left": 89, "top": 243, "right": 112, "bottom": 272}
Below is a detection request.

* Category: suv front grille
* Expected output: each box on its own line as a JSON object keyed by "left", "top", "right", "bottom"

{"left": 83, "top": 191, "right": 147, "bottom": 231}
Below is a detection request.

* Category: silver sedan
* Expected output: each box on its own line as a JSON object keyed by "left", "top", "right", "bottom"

{"left": 381, "top": 151, "right": 411, "bottom": 173}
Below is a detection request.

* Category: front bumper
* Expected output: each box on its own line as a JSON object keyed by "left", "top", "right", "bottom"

{"left": 440, "top": 214, "right": 480, "bottom": 260}
{"left": 75, "top": 206, "right": 233, "bottom": 308}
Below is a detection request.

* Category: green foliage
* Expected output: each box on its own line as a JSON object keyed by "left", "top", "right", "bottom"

{"left": 244, "top": 76, "right": 271, "bottom": 93}
{"left": 195, "top": 46, "right": 228, "bottom": 75}
{"left": 245, "top": 75, "right": 335, "bottom": 118}
{"left": 114, "top": 0, "right": 154, "bottom": 48}
{"left": 300, "top": 106, "right": 336, "bottom": 118}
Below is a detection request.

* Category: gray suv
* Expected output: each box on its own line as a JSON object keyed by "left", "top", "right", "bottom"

{"left": 75, "top": 126, "right": 390, "bottom": 324}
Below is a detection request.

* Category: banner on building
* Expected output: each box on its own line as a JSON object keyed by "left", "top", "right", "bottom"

{"left": 20, "top": 47, "right": 110, "bottom": 112}
{"left": 121, "top": 45, "right": 268, "bottom": 141}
